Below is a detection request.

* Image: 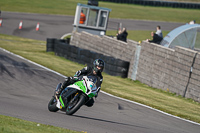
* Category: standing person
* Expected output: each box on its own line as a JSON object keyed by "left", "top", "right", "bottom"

{"left": 79, "top": 10, "right": 86, "bottom": 24}
{"left": 56, "top": 59, "right": 104, "bottom": 107}
{"left": 156, "top": 25, "right": 163, "bottom": 38}
{"left": 189, "top": 20, "right": 195, "bottom": 24}
{"left": 116, "top": 27, "right": 128, "bottom": 42}
{"left": 146, "top": 32, "right": 162, "bottom": 44}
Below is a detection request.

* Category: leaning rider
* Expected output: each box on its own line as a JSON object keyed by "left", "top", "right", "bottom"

{"left": 56, "top": 59, "right": 104, "bottom": 107}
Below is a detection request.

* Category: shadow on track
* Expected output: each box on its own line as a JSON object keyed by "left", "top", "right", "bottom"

{"left": 73, "top": 114, "right": 149, "bottom": 129}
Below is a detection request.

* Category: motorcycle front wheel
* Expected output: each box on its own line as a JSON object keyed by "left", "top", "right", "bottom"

{"left": 66, "top": 93, "right": 86, "bottom": 115}
{"left": 48, "top": 96, "right": 59, "bottom": 112}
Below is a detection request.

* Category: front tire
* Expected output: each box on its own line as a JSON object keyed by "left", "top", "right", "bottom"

{"left": 66, "top": 94, "right": 86, "bottom": 115}
{"left": 48, "top": 97, "right": 59, "bottom": 112}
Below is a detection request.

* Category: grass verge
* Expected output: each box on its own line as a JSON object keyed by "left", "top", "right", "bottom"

{"left": 0, "top": 34, "right": 200, "bottom": 126}
{"left": 0, "top": 115, "right": 82, "bottom": 133}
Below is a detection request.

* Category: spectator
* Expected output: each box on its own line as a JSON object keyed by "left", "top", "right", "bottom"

{"left": 189, "top": 20, "right": 195, "bottom": 24}
{"left": 156, "top": 25, "right": 163, "bottom": 38}
{"left": 146, "top": 32, "right": 162, "bottom": 44}
{"left": 79, "top": 10, "right": 86, "bottom": 24}
{"left": 116, "top": 27, "right": 128, "bottom": 42}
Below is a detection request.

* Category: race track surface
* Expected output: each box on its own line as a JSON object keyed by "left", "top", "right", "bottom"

{"left": 0, "top": 12, "right": 184, "bottom": 41}
{"left": 0, "top": 12, "right": 199, "bottom": 133}
{"left": 0, "top": 48, "right": 200, "bottom": 133}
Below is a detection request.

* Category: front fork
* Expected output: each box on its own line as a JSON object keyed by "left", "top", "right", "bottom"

{"left": 54, "top": 83, "right": 62, "bottom": 109}
{"left": 55, "top": 89, "right": 79, "bottom": 109}
{"left": 71, "top": 92, "right": 80, "bottom": 103}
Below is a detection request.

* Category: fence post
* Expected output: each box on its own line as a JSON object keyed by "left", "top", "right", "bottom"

{"left": 131, "top": 45, "right": 141, "bottom": 80}
{"left": 118, "top": 23, "right": 122, "bottom": 31}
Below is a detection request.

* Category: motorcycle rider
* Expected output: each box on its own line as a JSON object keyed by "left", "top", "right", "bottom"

{"left": 56, "top": 59, "right": 104, "bottom": 107}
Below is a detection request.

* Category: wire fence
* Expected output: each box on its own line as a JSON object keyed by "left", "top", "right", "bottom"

{"left": 99, "top": 0, "right": 200, "bottom": 9}
{"left": 107, "top": 20, "right": 120, "bottom": 32}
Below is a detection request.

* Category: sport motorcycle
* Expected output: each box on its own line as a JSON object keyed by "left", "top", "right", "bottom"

{"left": 48, "top": 76, "right": 98, "bottom": 115}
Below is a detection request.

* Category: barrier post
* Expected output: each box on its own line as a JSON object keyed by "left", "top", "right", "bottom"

{"left": 131, "top": 44, "right": 141, "bottom": 80}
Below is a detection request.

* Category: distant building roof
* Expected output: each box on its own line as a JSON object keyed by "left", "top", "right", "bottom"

{"left": 160, "top": 24, "right": 200, "bottom": 50}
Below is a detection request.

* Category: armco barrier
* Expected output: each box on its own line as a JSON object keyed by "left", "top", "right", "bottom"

{"left": 46, "top": 38, "right": 69, "bottom": 52}
{"left": 46, "top": 38, "right": 56, "bottom": 52}
{"left": 46, "top": 39, "right": 129, "bottom": 78}
{"left": 99, "top": 0, "right": 200, "bottom": 9}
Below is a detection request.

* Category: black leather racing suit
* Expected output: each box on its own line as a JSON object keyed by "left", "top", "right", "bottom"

{"left": 62, "top": 66, "right": 103, "bottom": 107}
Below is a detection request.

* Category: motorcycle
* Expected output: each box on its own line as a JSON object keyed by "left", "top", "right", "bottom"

{"left": 48, "top": 76, "right": 98, "bottom": 115}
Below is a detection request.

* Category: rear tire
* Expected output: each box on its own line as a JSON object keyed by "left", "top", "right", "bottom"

{"left": 66, "top": 94, "right": 86, "bottom": 115}
{"left": 48, "top": 97, "right": 59, "bottom": 112}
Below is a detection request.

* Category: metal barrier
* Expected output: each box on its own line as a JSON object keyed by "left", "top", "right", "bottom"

{"left": 46, "top": 38, "right": 130, "bottom": 78}
{"left": 99, "top": 0, "right": 200, "bottom": 9}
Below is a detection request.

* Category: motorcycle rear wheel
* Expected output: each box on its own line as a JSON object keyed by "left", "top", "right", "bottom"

{"left": 66, "top": 94, "right": 86, "bottom": 115}
{"left": 48, "top": 97, "right": 59, "bottom": 112}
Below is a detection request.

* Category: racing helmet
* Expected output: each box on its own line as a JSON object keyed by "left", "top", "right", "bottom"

{"left": 93, "top": 59, "right": 105, "bottom": 73}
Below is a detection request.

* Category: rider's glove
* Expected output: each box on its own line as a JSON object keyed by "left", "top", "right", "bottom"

{"left": 73, "top": 74, "right": 79, "bottom": 81}
{"left": 56, "top": 85, "right": 64, "bottom": 95}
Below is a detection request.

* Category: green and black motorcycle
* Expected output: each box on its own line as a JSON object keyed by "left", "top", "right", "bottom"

{"left": 48, "top": 76, "right": 98, "bottom": 115}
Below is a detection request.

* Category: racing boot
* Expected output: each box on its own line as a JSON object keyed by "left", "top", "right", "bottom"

{"left": 56, "top": 99, "right": 62, "bottom": 109}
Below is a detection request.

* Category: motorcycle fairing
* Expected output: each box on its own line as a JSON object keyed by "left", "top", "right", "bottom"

{"left": 60, "top": 88, "right": 78, "bottom": 108}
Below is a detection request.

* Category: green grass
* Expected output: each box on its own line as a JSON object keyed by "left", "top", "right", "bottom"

{"left": 0, "top": 0, "right": 200, "bottom": 23}
{"left": 0, "top": 34, "right": 200, "bottom": 126}
{"left": 0, "top": 115, "right": 82, "bottom": 133}
{"left": 102, "top": 2, "right": 200, "bottom": 23}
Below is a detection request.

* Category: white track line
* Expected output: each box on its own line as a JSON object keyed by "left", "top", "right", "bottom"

{"left": 1, "top": 47, "right": 200, "bottom": 126}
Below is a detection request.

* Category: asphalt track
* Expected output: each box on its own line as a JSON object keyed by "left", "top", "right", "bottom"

{"left": 0, "top": 12, "right": 200, "bottom": 133}
{"left": 0, "top": 12, "right": 185, "bottom": 41}
{"left": 1, "top": 48, "right": 200, "bottom": 133}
